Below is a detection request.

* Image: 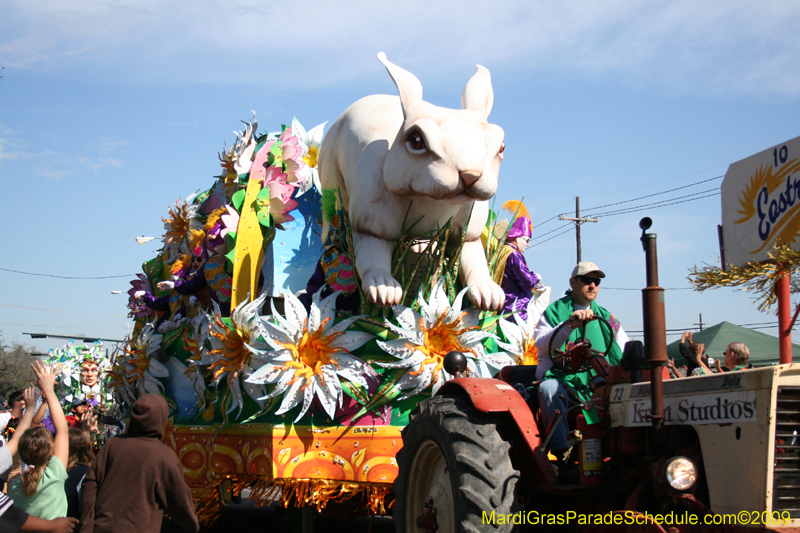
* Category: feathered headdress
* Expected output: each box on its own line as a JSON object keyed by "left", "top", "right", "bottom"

{"left": 503, "top": 200, "right": 533, "bottom": 240}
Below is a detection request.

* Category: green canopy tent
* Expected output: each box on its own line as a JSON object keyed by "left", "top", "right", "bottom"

{"left": 666, "top": 321, "right": 799, "bottom": 367}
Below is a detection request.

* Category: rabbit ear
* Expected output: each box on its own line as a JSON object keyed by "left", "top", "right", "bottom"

{"left": 377, "top": 52, "right": 423, "bottom": 117}
{"left": 461, "top": 65, "right": 494, "bottom": 119}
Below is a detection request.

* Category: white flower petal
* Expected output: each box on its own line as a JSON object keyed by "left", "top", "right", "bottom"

{"left": 326, "top": 315, "right": 364, "bottom": 335}
{"left": 429, "top": 279, "right": 450, "bottom": 318}
{"left": 246, "top": 363, "right": 285, "bottom": 385}
{"left": 446, "top": 285, "right": 471, "bottom": 324}
{"left": 147, "top": 359, "right": 170, "bottom": 378}
{"left": 499, "top": 319, "right": 524, "bottom": 347}
{"left": 398, "top": 368, "right": 434, "bottom": 400}
{"left": 495, "top": 340, "right": 521, "bottom": 357}
{"left": 329, "top": 331, "right": 373, "bottom": 351}
{"left": 226, "top": 378, "right": 245, "bottom": 417}
{"left": 381, "top": 319, "right": 422, "bottom": 343}
{"left": 336, "top": 367, "right": 369, "bottom": 389}
{"left": 295, "top": 383, "right": 316, "bottom": 423}
{"left": 391, "top": 306, "right": 420, "bottom": 332}
{"left": 376, "top": 352, "right": 426, "bottom": 369}
{"left": 282, "top": 290, "right": 308, "bottom": 334}
{"left": 258, "top": 317, "right": 295, "bottom": 347}
{"left": 275, "top": 380, "right": 304, "bottom": 415}
{"left": 241, "top": 366, "right": 266, "bottom": 409}
{"left": 316, "top": 290, "right": 340, "bottom": 332}
{"left": 461, "top": 308, "right": 481, "bottom": 329}
{"left": 306, "top": 122, "right": 327, "bottom": 146}
{"left": 376, "top": 339, "right": 416, "bottom": 360}
{"left": 269, "top": 297, "right": 299, "bottom": 339}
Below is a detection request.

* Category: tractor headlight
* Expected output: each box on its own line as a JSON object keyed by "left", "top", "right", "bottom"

{"left": 665, "top": 456, "right": 697, "bottom": 491}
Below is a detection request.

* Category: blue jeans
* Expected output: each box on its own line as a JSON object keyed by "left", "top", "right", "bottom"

{"left": 538, "top": 379, "right": 570, "bottom": 453}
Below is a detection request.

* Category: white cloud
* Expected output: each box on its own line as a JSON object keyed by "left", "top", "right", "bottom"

{"left": 0, "top": 124, "right": 126, "bottom": 177}
{"left": 1, "top": 0, "right": 799, "bottom": 97}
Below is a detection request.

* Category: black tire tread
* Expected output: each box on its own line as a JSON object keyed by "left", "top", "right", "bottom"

{"left": 394, "top": 395, "right": 522, "bottom": 533}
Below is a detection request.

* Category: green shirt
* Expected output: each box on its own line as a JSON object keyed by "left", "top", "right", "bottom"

{"left": 8, "top": 455, "right": 68, "bottom": 519}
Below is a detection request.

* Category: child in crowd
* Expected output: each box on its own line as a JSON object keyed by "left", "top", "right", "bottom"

{"left": 65, "top": 428, "right": 94, "bottom": 520}
{"left": 8, "top": 362, "right": 70, "bottom": 520}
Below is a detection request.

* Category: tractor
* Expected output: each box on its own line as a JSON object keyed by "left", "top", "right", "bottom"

{"left": 393, "top": 219, "right": 800, "bottom": 532}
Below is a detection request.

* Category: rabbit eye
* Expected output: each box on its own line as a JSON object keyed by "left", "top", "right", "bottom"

{"left": 499, "top": 142, "right": 505, "bottom": 154}
{"left": 407, "top": 132, "right": 426, "bottom": 152}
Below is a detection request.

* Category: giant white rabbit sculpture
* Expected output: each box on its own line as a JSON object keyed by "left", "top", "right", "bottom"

{"left": 318, "top": 53, "right": 505, "bottom": 310}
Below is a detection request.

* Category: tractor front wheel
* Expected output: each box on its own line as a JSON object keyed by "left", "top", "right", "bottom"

{"left": 393, "top": 395, "right": 522, "bottom": 533}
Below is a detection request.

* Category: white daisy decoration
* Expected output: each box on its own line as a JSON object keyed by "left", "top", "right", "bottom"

{"left": 201, "top": 295, "right": 272, "bottom": 418}
{"left": 496, "top": 287, "right": 552, "bottom": 365}
{"left": 291, "top": 117, "right": 327, "bottom": 194}
{"left": 376, "top": 279, "right": 513, "bottom": 400}
{"left": 161, "top": 192, "right": 203, "bottom": 263}
{"left": 119, "top": 324, "right": 169, "bottom": 398}
{"left": 245, "top": 289, "right": 376, "bottom": 423}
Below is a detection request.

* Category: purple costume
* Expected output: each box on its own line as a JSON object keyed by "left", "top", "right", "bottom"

{"left": 500, "top": 214, "right": 539, "bottom": 320}
{"left": 501, "top": 248, "right": 539, "bottom": 319}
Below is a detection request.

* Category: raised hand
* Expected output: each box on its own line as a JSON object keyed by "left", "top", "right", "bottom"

{"left": 31, "top": 361, "right": 60, "bottom": 394}
{"left": 81, "top": 411, "right": 99, "bottom": 434}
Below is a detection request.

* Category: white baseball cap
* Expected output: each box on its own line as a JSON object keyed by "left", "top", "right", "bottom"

{"left": 571, "top": 261, "right": 606, "bottom": 278}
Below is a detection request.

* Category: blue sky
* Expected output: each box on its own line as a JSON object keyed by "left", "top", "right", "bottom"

{"left": 2, "top": 1, "right": 800, "bottom": 354}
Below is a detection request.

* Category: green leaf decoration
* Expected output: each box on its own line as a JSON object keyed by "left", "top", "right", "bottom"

{"left": 353, "top": 318, "right": 394, "bottom": 341}
{"left": 142, "top": 255, "right": 164, "bottom": 283}
{"left": 340, "top": 380, "right": 370, "bottom": 407}
{"left": 161, "top": 325, "right": 185, "bottom": 351}
{"left": 255, "top": 186, "right": 272, "bottom": 227}
{"left": 352, "top": 368, "right": 408, "bottom": 420}
{"left": 231, "top": 189, "right": 247, "bottom": 212}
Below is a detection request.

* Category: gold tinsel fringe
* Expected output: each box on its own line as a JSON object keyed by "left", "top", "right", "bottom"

{"left": 688, "top": 244, "right": 800, "bottom": 313}
{"left": 195, "top": 475, "right": 395, "bottom": 526}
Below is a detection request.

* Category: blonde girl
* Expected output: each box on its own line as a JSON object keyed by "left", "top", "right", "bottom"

{"left": 8, "top": 362, "right": 70, "bottom": 519}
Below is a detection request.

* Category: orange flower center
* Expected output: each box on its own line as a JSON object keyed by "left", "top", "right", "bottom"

{"left": 410, "top": 312, "right": 477, "bottom": 383}
{"left": 207, "top": 315, "right": 251, "bottom": 382}
{"left": 518, "top": 338, "right": 539, "bottom": 366}
{"left": 277, "top": 318, "right": 345, "bottom": 389}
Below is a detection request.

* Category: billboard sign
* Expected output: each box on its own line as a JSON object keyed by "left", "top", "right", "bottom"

{"left": 721, "top": 135, "right": 800, "bottom": 267}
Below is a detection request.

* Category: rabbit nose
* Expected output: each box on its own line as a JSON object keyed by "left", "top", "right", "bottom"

{"left": 459, "top": 170, "right": 482, "bottom": 186}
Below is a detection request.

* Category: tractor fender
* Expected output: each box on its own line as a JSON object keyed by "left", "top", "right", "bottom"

{"left": 436, "top": 378, "right": 549, "bottom": 467}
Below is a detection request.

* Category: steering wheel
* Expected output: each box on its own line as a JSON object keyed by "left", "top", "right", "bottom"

{"left": 548, "top": 315, "right": 616, "bottom": 374}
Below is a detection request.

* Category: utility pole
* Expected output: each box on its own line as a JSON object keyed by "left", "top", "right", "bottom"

{"left": 558, "top": 197, "right": 598, "bottom": 263}
{"left": 694, "top": 313, "right": 706, "bottom": 332}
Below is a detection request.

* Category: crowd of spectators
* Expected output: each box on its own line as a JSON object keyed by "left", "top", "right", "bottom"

{"left": 667, "top": 330, "right": 752, "bottom": 379}
{"left": 0, "top": 363, "right": 199, "bottom": 533}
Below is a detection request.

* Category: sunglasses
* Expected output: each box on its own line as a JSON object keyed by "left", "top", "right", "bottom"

{"left": 577, "top": 275, "right": 601, "bottom": 287}
{"left": 192, "top": 257, "right": 205, "bottom": 263}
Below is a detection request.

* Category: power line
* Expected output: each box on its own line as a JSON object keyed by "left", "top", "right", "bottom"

{"left": 528, "top": 226, "right": 574, "bottom": 248}
{"left": 604, "top": 287, "right": 693, "bottom": 291}
{"left": 582, "top": 175, "right": 723, "bottom": 212}
{"left": 0, "top": 267, "right": 135, "bottom": 280}
{"left": 0, "top": 323, "right": 129, "bottom": 330}
{"left": 530, "top": 223, "right": 573, "bottom": 242}
{"left": 589, "top": 191, "right": 720, "bottom": 218}
{"left": 587, "top": 188, "right": 719, "bottom": 217}
{"left": 529, "top": 191, "right": 720, "bottom": 248}
{"left": 0, "top": 303, "right": 128, "bottom": 317}
{"left": 580, "top": 164, "right": 728, "bottom": 199}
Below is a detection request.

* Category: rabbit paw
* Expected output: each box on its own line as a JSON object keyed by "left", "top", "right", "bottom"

{"left": 362, "top": 271, "right": 403, "bottom": 307}
{"left": 466, "top": 279, "right": 505, "bottom": 312}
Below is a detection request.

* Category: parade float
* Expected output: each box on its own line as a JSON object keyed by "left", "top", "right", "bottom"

{"left": 114, "top": 53, "right": 548, "bottom": 522}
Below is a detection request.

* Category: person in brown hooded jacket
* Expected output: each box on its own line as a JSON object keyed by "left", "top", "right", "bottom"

{"left": 78, "top": 394, "right": 199, "bottom": 533}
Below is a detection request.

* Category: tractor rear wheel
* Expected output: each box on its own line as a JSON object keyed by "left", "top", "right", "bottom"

{"left": 394, "top": 395, "right": 522, "bottom": 533}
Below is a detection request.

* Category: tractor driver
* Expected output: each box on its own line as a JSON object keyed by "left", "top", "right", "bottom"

{"left": 534, "top": 261, "right": 629, "bottom": 484}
